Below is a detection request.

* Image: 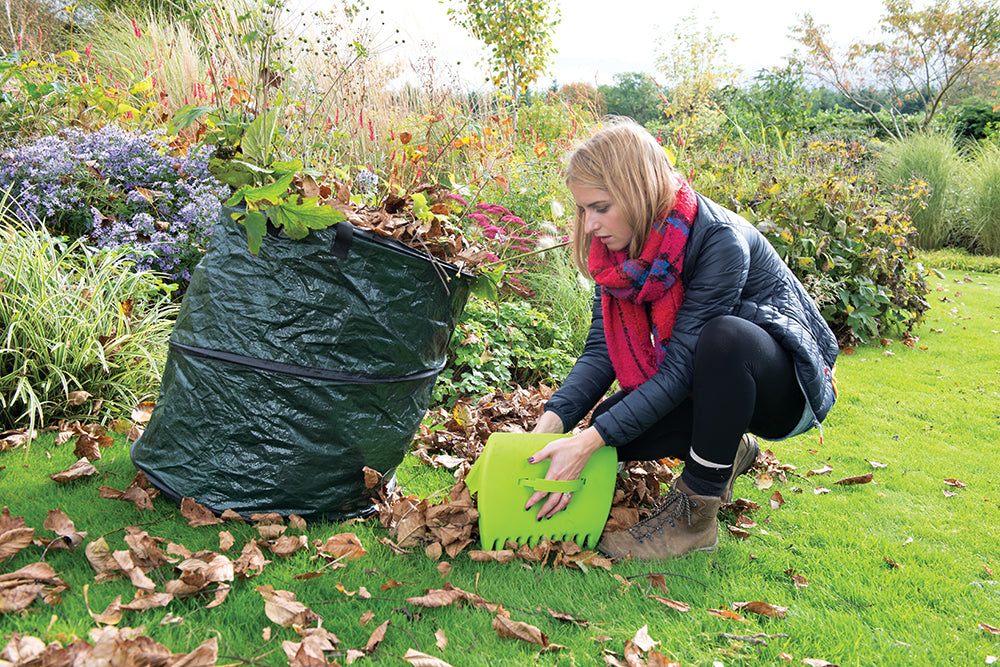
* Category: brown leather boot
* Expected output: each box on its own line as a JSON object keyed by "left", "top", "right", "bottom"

{"left": 598, "top": 478, "right": 721, "bottom": 561}
{"left": 722, "top": 434, "right": 760, "bottom": 504}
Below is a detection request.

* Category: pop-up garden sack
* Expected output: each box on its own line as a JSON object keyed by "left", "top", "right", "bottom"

{"left": 131, "top": 202, "right": 474, "bottom": 520}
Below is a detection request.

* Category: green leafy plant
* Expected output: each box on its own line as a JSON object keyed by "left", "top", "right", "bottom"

{"left": 0, "top": 218, "right": 179, "bottom": 432}
{"left": 691, "top": 138, "right": 930, "bottom": 344}
{"left": 432, "top": 296, "right": 576, "bottom": 406}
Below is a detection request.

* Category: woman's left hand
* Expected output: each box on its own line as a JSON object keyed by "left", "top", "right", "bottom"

{"left": 525, "top": 426, "right": 606, "bottom": 520}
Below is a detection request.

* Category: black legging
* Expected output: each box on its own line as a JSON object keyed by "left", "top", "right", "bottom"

{"left": 592, "top": 316, "right": 805, "bottom": 489}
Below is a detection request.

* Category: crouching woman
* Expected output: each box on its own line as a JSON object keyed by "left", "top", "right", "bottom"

{"left": 525, "top": 118, "right": 839, "bottom": 560}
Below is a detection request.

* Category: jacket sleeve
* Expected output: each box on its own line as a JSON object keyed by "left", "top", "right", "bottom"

{"left": 542, "top": 286, "right": 617, "bottom": 431}
{"left": 592, "top": 223, "right": 751, "bottom": 447}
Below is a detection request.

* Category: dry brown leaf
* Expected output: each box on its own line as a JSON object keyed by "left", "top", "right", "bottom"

{"left": 754, "top": 472, "right": 773, "bottom": 490}
{"left": 219, "top": 531, "right": 235, "bottom": 552}
{"left": 257, "top": 585, "right": 320, "bottom": 628}
{"left": 267, "top": 534, "right": 307, "bottom": 557}
{"left": 131, "top": 402, "right": 155, "bottom": 423}
{"left": 49, "top": 457, "right": 98, "bottom": 483}
{"left": 234, "top": 540, "right": 270, "bottom": 578}
{"left": 801, "top": 660, "right": 837, "bottom": 667}
{"left": 41, "top": 508, "right": 86, "bottom": 549}
{"left": 220, "top": 509, "right": 245, "bottom": 523}
{"left": 256, "top": 524, "right": 286, "bottom": 540}
{"left": 364, "top": 620, "right": 389, "bottom": 654}
{"left": 180, "top": 497, "right": 222, "bottom": 526}
{"left": 707, "top": 608, "right": 746, "bottom": 622}
{"left": 402, "top": 649, "right": 455, "bottom": 667}
{"left": 85, "top": 536, "right": 121, "bottom": 579}
{"left": 83, "top": 584, "right": 122, "bottom": 625}
{"left": 435, "top": 628, "right": 448, "bottom": 650}
{"left": 943, "top": 478, "right": 967, "bottom": 488}
{"left": 834, "top": 473, "right": 874, "bottom": 486}
{"left": 727, "top": 525, "right": 751, "bottom": 539}
{"left": 67, "top": 390, "right": 92, "bottom": 405}
{"left": 468, "top": 549, "right": 517, "bottom": 563}
{"left": 650, "top": 596, "right": 690, "bottom": 612}
{"left": 492, "top": 613, "right": 562, "bottom": 650}
{"left": 0, "top": 429, "right": 34, "bottom": 451}
{"left": 289, "top": 514, "right": 307, "bottom": 530}
{"left": 98, "top": 485, "right": 155, "bottom": 512}
{"left": 633, "top": 624, "right": 660, "bottom": 652}
{"left": 647, "top": 650, "right": 681, "bottom": 667}
{"left": 250, "top": 512, "right": 284, "bottom": 525}
{"left": 784, "top": 569, "right": 809, "bottom": 589}
{"left": 318, "top": 532, "right": 367, "bottom": 559}
{"left": 623, "top": 639, "right": 644, "bottom": 666}
{"left": 406, "top": 588, "right": 465, "bottom": 609}
{"left": 120, "top": 591, "right": 174, "bottom": 611}
{"left": 437, "top": 561, "right": 452, "bottom": 577}
{"left": 363, "top": 467, "right": 382, "bottom": 489}
{"left": 645, "top": 574, "right": 668, "bottom": 592}
{"left": 359, "top": 610, "right": 375, "bottom": 625}
{"left": 806, "top": 464, "right": 834, "bottom": 477}
{"left": 770, "top": 490, "right": 785, "bottom": 509}
{"left": 979, "top": 623, "right": 1000, "bottom": 634}
{"left": 0, "top": 525, "right": 35, "bottom": 560}
{"left": 732, "top": 600, "right": 788, "bottom": 619}
{"left": 546, "top": 608, "right": 589, "bottom": 627}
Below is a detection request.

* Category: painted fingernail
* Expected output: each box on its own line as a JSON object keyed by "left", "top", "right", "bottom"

{"left": 527, "top": 457, "right": 535, "bottom": 463}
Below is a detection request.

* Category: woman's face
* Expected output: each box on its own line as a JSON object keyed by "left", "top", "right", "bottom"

{"left": 570, "top": 184, "right": 633, "bottom": 253}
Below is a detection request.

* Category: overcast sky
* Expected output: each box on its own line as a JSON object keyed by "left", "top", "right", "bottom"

{"left": 299, "top": 0, "right": 920, "bottom": 90}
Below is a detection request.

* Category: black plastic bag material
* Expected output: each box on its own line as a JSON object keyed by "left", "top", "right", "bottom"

{"left": 131, "top": 207, "right": 472, "bottom": 520}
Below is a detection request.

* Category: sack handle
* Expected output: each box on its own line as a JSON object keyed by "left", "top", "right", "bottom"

{"left": 331, "top": 221, "right": 354, "bottom": 259}
{"left": 518, "top": 478, "right": 585, "bottom": 493}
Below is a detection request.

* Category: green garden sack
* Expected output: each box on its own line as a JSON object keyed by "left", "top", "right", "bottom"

{"left": 131, "top": 207, "right": 472, "bottom": 520}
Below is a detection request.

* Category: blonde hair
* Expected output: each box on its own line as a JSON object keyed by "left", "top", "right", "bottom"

{"left": 566, "top": 118, "right": 680, "bottom": 274}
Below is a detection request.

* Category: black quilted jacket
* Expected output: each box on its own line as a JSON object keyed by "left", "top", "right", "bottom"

{"left": 544, "top": 193, "right": 840, "bottom": 447}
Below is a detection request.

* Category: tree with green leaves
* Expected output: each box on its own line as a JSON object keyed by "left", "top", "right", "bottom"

{"left": 598, "top": 72, "right": 663, "bottom": 126}
{"left": 793, "top": 0, "right": 1000, "bottom": 139}
{"left": 445, "top": 0, "right": 560, "bottom": 101}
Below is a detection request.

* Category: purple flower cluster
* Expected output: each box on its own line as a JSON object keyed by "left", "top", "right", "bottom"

{"left": 0, "top": 125, "right": 228, "bottom": 282}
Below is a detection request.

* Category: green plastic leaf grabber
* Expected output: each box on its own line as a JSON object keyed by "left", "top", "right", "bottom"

{"left": 465, "top": 432, "right": 617, "bottom": 551}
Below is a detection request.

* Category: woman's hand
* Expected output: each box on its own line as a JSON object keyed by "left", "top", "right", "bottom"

{"left": 525, "top": 426, "right": 606, "bottom": 520}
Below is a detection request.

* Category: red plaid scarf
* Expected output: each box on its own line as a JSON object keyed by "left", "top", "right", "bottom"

{"left": 588, "top": 180, "right": 696, "bottom": 391}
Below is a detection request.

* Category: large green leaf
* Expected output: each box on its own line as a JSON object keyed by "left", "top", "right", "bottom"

{"left": 239, "top": 210, "right": 268, "bottom": 256}
{"left": 241, "top": 111, "right": 280, "bottom": 166}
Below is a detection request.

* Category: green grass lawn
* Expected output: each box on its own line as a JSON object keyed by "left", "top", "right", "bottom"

{"left": 2, "top": 269, "right": 999, "bottom": 666}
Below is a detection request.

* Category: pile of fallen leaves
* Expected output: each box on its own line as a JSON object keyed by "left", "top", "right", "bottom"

{"left": 373, "top": 386, "right": 691, "bottom": 568}
{"left": 293, "top": 176, "right": 493, "bottom": 271}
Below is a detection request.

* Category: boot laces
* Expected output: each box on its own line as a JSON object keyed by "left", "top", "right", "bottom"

{"left": 628, "top": 488, "right": 694, "bottom": 541}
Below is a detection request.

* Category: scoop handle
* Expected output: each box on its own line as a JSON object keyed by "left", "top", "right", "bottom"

{"left": 517, "top": 478, "right": 585, "bottom": 493}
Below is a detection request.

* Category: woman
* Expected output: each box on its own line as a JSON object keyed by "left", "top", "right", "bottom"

{"left": 525, "top": 119, "right": 839, "bottom": 560}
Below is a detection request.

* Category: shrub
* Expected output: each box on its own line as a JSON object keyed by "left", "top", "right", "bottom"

{"left": 0, "top": 220, "right": 179, "bottom": 432}
{"left": 963, "top": 141, "right": 1000, "bottom": 255}
{"left": 691, "top": 139, "right": 929, "bottom": 344}
{"left": 0, "top": 125, "right": 227, "bottom": 284}
{"left": 432, "top": 296, "right": 577, "bottom": 407}
{"left": 878, "top": 131, "right": 964, "bottom": 251}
